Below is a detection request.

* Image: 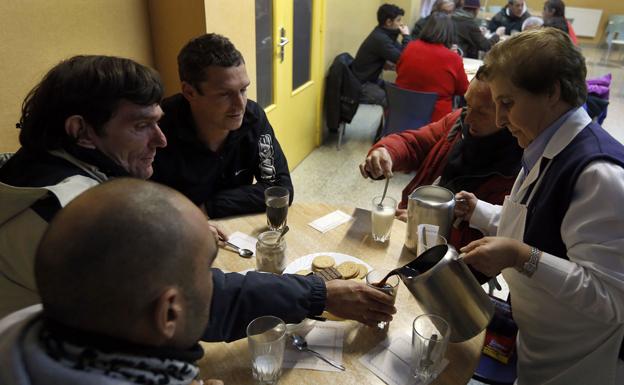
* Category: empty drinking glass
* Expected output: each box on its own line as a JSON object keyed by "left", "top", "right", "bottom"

{"left": 247, "top": 316, "right": 287, "bottom": 385}
{"left": 365, "top": 269, "right": 399, "bottom": 331}
{"left": 411, "top": 314, "right": 450, "bottom": 383}
{"left": 265, "top": 186, "right": 289, "bottom": 231}
{"left": 371, "top": 196, "right": 397, "bottom": 242}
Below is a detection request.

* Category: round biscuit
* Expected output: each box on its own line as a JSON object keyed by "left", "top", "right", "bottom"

{"left": 295, "top": 269, "right": 312, "bottom": 276}
{"left": 356, "top": 264, "right": 369, "bottom": 279}
{"left": 312, "top": 255, "right": 335, "bottom": 270}
{"left": 336, "top": 261, "right": 359, "bottom": 279}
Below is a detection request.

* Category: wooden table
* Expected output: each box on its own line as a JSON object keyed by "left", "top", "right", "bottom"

{"left": 199, "top": 203, "right": 484, "bottom": 385}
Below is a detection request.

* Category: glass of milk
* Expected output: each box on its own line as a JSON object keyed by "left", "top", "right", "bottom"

{"left": 247, "top": 316, "right": 286, "bottom": 385}
{"left": 371, "top": 196, "right": 397, "bottom": 242}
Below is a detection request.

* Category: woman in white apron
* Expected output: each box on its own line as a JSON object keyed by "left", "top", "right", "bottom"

{"left": 454, "top": 29, "right": 624, "bottom": 385}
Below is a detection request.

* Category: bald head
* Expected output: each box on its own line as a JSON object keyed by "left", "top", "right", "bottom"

{"left": 463, "top": 79, "right": 501, "bottom": 137}
{"left": 35, "top": 178, "right": 217, "bottom": 346}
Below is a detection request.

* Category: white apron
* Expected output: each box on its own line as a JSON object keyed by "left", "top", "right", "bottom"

{"left": 497, "top": 147, "right": 623, "bottom": 384}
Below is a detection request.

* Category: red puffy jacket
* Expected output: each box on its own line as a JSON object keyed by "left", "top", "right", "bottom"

{"left": 369, "top": 109, "right": 517, "bottom": 249}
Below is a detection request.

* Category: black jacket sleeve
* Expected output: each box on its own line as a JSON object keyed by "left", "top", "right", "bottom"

{"left": 378, "top": 34, "right": 410, "bottom": 64}
{"left": 203, "top": 269, "right": 326, "bottom": 342}
{"left": 205, "top": 106, "right": 294, "bottom": 218}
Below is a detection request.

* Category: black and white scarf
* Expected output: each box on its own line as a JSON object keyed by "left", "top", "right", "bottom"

{"left": 40, "top": 319, "right": 204, "bottom": 385}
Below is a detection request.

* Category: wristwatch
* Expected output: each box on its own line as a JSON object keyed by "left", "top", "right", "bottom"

{"left": 517, "top": 247, "right": 541, "bottom": 277}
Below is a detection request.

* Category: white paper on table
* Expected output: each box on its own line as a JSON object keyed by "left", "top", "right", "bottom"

{"left": 359, "top": 336, "right": 449, "bottom": 385}
{"left": 308, "top": 210, "right": 354, "bottom": 233}
{"left": 227, "top": 231, "right": 257, "bottom": 256}
{"left": 417, "top": 224, "right": 440, "bottom": 246}
{"left": 283, "top": 321, "right": 345, "bottom": 372}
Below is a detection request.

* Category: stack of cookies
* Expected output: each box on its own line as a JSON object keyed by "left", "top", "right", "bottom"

{"left": 295, "top": 255, "right": 368, "bottom": 282}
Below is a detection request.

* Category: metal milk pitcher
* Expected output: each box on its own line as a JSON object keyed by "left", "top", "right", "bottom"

{"left": 405, "top": 185, "right": 455, "bottom": 252}
{"left": 397, "top": 244, "right": 494, "bottom": 342}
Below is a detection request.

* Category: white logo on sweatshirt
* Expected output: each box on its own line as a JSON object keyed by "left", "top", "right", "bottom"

{"left": 258, "top": 134, "right": 276, "bottom": 181}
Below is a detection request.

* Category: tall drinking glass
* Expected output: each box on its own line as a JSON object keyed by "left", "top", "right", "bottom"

{"left": 265, "top": 186, "right": 289, "bottom": 231}
{"left": 411, "top": 314, "right": 450, "bottom": 383}
{"left": 371, "top": 196, "right": 397, "bottom": 242}
{"left": 365, "top": 269, "right": 399, "bottom": 331}
{"left": 247, "top": 316, "right": 287, "bottom": 385}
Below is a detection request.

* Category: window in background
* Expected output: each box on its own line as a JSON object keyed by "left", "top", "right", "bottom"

{"left": 255, "top": 0, "right": 273, "bottom": 108}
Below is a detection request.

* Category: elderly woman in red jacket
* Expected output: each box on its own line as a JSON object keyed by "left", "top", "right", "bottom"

{"left": 395, "top": 12, "right": 469, "bottom": 123}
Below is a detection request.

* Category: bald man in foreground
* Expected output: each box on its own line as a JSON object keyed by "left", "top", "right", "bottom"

{"left": 0, "top": 179, "right": 222, "bottom": 384}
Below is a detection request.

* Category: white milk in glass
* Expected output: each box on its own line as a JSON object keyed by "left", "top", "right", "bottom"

{"left": 252, "top": 354, "right": 282, "bottom": 384}
{"left": 372, "top": 206, "right": 395, "bottom": 242}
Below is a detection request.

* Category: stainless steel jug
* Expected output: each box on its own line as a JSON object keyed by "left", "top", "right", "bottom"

{"left": 397, "top": 244, "right": 494, "bottom": 343}
{"left": 405, "top": 185, "right": 455, "bottom": 252}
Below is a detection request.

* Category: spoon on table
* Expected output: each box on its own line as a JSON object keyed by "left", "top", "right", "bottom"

{"left": 224, "top": 240, "right": 253, "bottom": 258}
{"left": 291, "top": 334, "right": 345, "bottom": 371}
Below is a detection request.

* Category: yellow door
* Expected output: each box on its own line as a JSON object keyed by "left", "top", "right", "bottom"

{"left": 256, "top": 0, "right": 325, "bottom": 169}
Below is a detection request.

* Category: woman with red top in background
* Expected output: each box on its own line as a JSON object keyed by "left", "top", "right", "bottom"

{"left": 396, "top": 12, "right": 469, "bottom": 123}
{"left": 542, "top": 0, "right": 578, "bottom": 45}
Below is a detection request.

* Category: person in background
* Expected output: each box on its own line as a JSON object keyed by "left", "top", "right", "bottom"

{"left": 351, "top": 3, "right": 411, "bottom": 106}
{"left": 488, "top": 0, "right": 531, "bottom": 35}
{"left": 0, "top": 55, "right": 396, "bottom": 329}
{"left": 456, "top": 28, "right": 624, "bottom": 384}
{"left": 411, "top": 0, "right": 455, "bottom": 39}
{"left": 542, "top": 0, "right": 578, "bottom": 44}
{"left": 453, "top": 0, "right": 504, "bottom": 59}
{"left": 0, "top": 179, "right": 224, "bottom": 385}
{"left": 360, "top": 76, "right": 521, "bottom": 250}
{"left": 152, "top": 33, "right": 293, "bottom": 219}
{"left": 396, "top": 12, "right": 469, "bottom": 123}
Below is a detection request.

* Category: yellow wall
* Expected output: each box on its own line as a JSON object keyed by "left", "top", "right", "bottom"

{"left": 0, "top": 0, "right": 154, "bottom": 153}
{"left": 148, "top": 0, "right": 206, "bottom": 97}
{"left": 203, "top": 1, "right": 258, "bottom": 101}
{"left": 323, "top": 0, "right": 382, "bottom": 71}
{"left": 486, "top": 0, "right": 624, "bottom": 43}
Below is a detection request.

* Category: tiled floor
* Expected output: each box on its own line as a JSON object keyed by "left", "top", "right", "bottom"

{"left": 291, "top": 43, "right": 624, "bottom": 213}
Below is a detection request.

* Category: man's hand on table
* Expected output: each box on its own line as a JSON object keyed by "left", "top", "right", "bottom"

{"left": 324, "top": 279, "right": 397, "bottom": 327}
{"left": 198, "top": 203, "right": 228, "bottom": 246}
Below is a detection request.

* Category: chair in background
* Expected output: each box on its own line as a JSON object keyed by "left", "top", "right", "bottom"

{"left": 381, "top": 83, "right": 437, "bottom": 138}
{"left": 324, "top": 52, "right": 361, "bottom": 150}
{"left": 604, "top": 17, "right": 624, "bottom": 62}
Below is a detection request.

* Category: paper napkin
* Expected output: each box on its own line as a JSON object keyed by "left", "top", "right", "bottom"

{"left": 308, "top": 210, "right": 354, "bottom": 233}
{"left": 283, "top": 321, "right": 345, "bottom": 372}
{"left": 227, "top": 231, "right": 257, "bottom": 256}
{"left": 359, "top": 335, "right": 449, "bottom": 385}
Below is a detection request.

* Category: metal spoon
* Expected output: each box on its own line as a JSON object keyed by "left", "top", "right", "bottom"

{"left": 291, "top": 334, "right": 345, "bottom": 371}
{"left": 378, "top": 177, "right": 390, "bottom": 208}
{"left": 224, "top": 240, "right": 253, "bottom": 258}
{"left": 276, "top": 225, "right": 289, "bottom": 244}
{"left": 420, "top": 333, "right": 438, "bottom": 372}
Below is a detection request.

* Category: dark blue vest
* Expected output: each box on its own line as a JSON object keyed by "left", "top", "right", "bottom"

{"left": 524, "top": 122, "right": 624, "bottom": 260}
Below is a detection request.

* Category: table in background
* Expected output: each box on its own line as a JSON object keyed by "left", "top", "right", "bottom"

{"left": 200, "top": 203, "right": 484, "bottom": 385}
{"left": 463, "top": 58, "right": 484, "bottom": 82}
